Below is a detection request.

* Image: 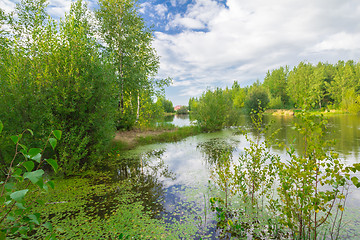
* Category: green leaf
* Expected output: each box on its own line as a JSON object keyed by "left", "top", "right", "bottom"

{"left": 19, "top": 144, "right": 28, "bottom": 152}
{"left": 23, "top": 161, "right": 35, "bottom": 172}
{"left": 28, "top": 213, "right": 41, "bottom": 225}
{"left": 28, "top": 148, "right": 41, "bottom": 157}
{"left": 52, "top": 130, "right": 62, "bottom": 140}
{"left": 43, "top": 222, "right": 53, "bottom": 231}
{"left": 23, "top": 170, "right": 44, "bottom": 184}
{"left": 46, "top": 159, "right": 58, "bottom": 173}
{"left": 15, "top": 202, "right": 26, "bottom": 210}
{"left": 36, "top": 180, "right": 44, "bottom": 189}
{"left": 10, "top": 189, "right": 29, "bottom": 202}
{"left": 28, "top": 148, "right": 42, "bottom": 163}
{"left": 10, "top": 135, "right": 19, "bottom": 144}
{"left": 4, "top": 182, "right": 15, "bottom": 190}
{"left": 18, "top": 226, "right": 29, "bottom": 235}
{"left": 0, "top": 120, "right": 3, "bottom": 134}
{"left": 47, "top": 180, "right": 55, "bottom": 189}
{"left": 49, "top": 138, "right": 57, "bottom": 150}
{"left": 31, "top": 153, "right": 42, "bottom": 163}
{"left": 13, "top": 168, "right": 22, "bottom": 176}
{"left": 27, "top": 129, "right": 33, "bottom": 136}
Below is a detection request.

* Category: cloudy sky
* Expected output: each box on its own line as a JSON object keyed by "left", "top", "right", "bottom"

{"left": 2, "top": 0, "right": 360, "bottom": 105}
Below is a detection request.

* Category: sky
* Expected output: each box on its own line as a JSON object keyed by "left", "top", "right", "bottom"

{"left": 2, "top": 0, "right": 360, "bottom": 105}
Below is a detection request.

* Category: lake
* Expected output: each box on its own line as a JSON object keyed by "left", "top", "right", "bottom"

{"left": 115, "top": 114, "right": 360, "bottom": 238}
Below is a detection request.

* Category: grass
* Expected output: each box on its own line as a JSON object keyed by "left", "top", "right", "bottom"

{"left": 113, "top": 125, "right": 201, "bottom": 151}
{"left": 136, "top": 126, "right": 201, "bottom": 145}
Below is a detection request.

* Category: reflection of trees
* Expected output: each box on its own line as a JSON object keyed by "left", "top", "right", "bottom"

{"left": 197, "top": 139, "right": 235, "bottom": 166}
{"left": 115, "top": 149, "right": 176, "bottom": 218}
{"left": 175, "top": 114, "right": 189, "bottom": 120}
{"left": 163, "top": 115, "right": 175, "bottom": 122}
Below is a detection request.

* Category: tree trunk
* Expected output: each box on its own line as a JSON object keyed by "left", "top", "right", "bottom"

{"left": 136, "top": 92, "right": 140, "bottom": 121}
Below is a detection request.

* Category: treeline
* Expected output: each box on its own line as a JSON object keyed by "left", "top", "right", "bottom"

{"left": 0, "top": 0, "right": 169, "bottom": 173}
{"left": 190, "top": 60, "right": 360, "bottom": 131}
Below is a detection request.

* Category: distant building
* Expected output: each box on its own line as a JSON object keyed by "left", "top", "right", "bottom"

{"left": 174, "top": 105, "right": 182, "bottom": 111}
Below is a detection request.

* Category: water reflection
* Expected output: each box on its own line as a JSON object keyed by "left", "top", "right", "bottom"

{"left": 114, "top": 114, "right": 360, "bottom": 237}
{"left": 114, "top": 149, "right": 177, "bottom": 218}
{"left": 197, "top": 139, "right": 235, "bottom": 166}
{"left": 160, "top": 114, "right": 192, "bottom": 127}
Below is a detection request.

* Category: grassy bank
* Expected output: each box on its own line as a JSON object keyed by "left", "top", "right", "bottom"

{"left": 113, "top": 125, "right": 201, "bottom": 150}
{"left": 266, "top": 108, "right": 350, "bottom": 116}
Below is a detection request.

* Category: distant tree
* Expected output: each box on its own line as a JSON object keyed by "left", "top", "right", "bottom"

{"left": 188, "top": 97, "right": 198, "bottom": 112}
{"left": 327, "top": 60, "right": 360, "bottom": 108}
{"left": 192, "top": 88, "right": 233, "bottom": 131}
{"left": 176, "top": 106, "right": 188, "bottom": 115}
{"left": 244, "top": 83, "right": 269, "bottom": 113}
{"left": 161, "top": 98, "right": 174, "bottom": 113}
{"left": 263, "top": 66, "right": 289, "bottom": 107}
{"left": 231, "top": 81, "right": 246, "bottom": 109}
{"left": 287, "top": 62, "right": 321, "bottom": 108}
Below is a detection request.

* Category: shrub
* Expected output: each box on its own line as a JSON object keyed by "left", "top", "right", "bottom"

{"left": 0, "top": 120, "right": 61, "bottom": 239}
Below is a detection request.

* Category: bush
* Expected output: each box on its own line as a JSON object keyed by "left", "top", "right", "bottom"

{"left": 191, "top": 89, "right": 233, "bottom": 132}
{"left": 176, "top": 106, "right": 188, "bottom": 115}
{"left": 0, "top": 121, "right": 61, "bottom": 239}
{"left": 244, "top": 87, "right": 269, "bottom": 113}
{"left": 0, "top": 1, "right": 117, "bottom": 173}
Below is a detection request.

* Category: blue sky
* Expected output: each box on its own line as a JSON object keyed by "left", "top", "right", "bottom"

{"left": 3, "top": 0, "right": 360, "bottom": 105}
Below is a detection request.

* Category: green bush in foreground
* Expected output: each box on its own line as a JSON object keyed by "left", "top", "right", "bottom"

{"left": 0, "top": 120, "right": 61, "bottom": 239}
{"left": 210, "top": 109, "right": 360, "bottom": 239}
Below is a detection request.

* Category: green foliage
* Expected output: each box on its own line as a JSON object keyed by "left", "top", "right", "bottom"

{"left": 268, "top": 95, "right": 284, "bottom": 109}
{"left": 161, "top": 98, "right": 175, "bottom": 113}
{"left": 0, "top": 0, "right": 118, "bottom": 173}
{"left": 244, "top": 84, "right": 270, "bottom": 113}
{"left": 209, "top": 109, "right": 360, "bottom": 239}
{"left": 263, "top": 66, "right": 289, "bottom": 107}
{"left": 209, "top": 111, "right": 283, "bottom": 239}
{"left": 176, "top": 106, "right": 188, "bottom": 115}
{"left": 341, "top": 88, "right": 360, "bottom": 113}
{"left": 191, "top": 88, "right": 236, "bottom": 132}
{"left": 0, "top": 0, "right": 170, "bottom": 173}
{"left": 96, "top": 0, "right": 170, "bottom": 130}
{"left": 272, "top": 109, "right": 357, "bottom": 239}
{"left": 0, "top": 123, "right": 60, "bottom": 239}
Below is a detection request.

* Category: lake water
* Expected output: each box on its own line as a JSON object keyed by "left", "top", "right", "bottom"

{"left": 116, "top": 114, "right": 360, "bottom": 238}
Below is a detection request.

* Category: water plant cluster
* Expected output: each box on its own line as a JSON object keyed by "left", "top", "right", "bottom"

{"left": 208, "top": 109, "right": 360, "bottom": 239}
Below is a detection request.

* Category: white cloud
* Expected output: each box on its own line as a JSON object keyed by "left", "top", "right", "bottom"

{"left": 168, "top": 16, "right": 205, "bottom": 29}
{"left": 154, "top": 4, "right": 167, "bottom": 19}
{"left": 311, "top": 32, "right": 360, "bottom": 51}
{"left": 0, "top": 0, "right": 17, "bottom": 13}
{"left": 139, "top": 2, "right": 151, "bottom": 14}
{"left": 153, "top": 0, "right": 360, "bottom": 104}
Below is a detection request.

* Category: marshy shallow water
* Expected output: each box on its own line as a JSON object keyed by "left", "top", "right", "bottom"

{"left": 111, "top": 114, "right": 360, "bottom": 238}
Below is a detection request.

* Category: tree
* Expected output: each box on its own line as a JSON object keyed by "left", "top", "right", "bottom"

{"left": 0, "top": 0, "right": 118, "bottom": 173}
{"left": 263, "top": 66, "right": 289, "bottom": 107}
{"left": 161, "top": 98, "right": 174, "bottom": 113}
{"left": 328, "top": 60, "right": 360, "bottom": 108}
{"left": 96, "top": 0, "right": 164, "bottom": 129}
{"left": 231, "top": 81, "right": 246, "bottom": 109}
{"left": 192, "top": 88, "right": 233, "bottom": 132}
{"left": 244, "top": 83, "right": 269, "bottom": 113}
